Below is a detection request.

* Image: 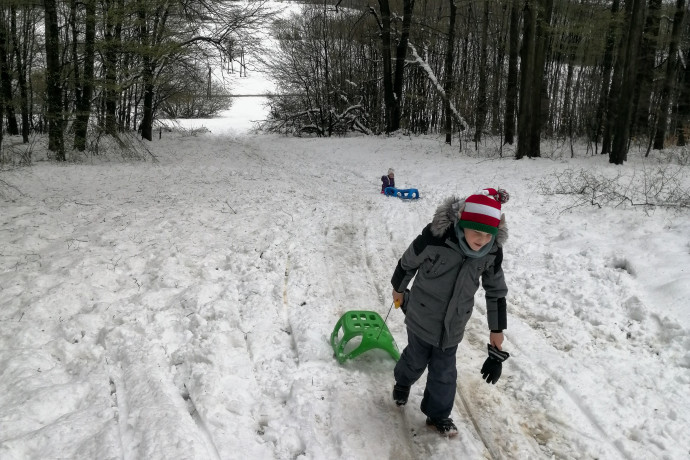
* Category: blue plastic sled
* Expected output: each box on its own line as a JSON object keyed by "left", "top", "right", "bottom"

{"left": 384, "top": 187, "right": 419, "bottom": 200}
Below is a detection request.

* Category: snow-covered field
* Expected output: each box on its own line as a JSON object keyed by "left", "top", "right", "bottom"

{"left": 1, "top": 126, "right": 688, "bottom": 459}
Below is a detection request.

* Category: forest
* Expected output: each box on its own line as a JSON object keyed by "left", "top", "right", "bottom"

{"left": 0, "top": 0, "right": 689, "bottom": 164}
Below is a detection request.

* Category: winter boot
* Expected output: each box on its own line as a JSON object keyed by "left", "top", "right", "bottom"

{"left": 392, "top": 384, "right": 410, "bottom": 406}
{"left": 425, "top": 417, "right": 458, "bottom": 437}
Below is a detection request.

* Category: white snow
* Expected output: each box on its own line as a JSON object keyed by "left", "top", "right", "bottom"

{"left": 1, "top": 121, "right": 688, "bottom": 459}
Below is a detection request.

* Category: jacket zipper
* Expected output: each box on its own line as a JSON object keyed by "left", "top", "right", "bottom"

{"left": 439, "top": 255, "right": 466, "bottom": 349}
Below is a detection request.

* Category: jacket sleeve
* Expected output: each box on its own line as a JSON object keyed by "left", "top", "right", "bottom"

{"left": 482, "top": 246, "right": 508, "bottom": 331}
{"left": 391, "top": 224, "right": 434, "bottom": 292}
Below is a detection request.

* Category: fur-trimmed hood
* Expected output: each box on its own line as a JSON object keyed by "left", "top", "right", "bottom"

{"left": 430, "top": 196, "right": 508, "bottom": 246}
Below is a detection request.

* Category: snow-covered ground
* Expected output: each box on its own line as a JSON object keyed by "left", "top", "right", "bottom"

{"left": 1, "top": 1, "right": 689, "bottom": 454}
{"left": 1, "top": 123, "right": 688, "bottom": 459}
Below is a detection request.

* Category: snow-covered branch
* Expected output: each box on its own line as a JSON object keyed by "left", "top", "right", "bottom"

{"left": 407, "top": 43, "right": 469, "bottom": 132}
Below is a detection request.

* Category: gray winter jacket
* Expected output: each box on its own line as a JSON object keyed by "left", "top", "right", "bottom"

{"left": 391, "top": 196, "right": 508, "bottom": 349}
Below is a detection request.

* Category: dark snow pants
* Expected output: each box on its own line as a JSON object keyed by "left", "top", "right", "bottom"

{"left": 393, "top": 328, "right": 458, "bottom": 419}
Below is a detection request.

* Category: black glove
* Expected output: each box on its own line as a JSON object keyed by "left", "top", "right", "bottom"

{"left": 480, "top": 344, "right": 510, "bottom": 384}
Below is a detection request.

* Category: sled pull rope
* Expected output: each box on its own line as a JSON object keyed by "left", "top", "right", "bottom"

{"left": 377, "top": 300, "right": 398, "bottom": 340}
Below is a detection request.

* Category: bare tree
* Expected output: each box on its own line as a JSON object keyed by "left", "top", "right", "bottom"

{"left": 610, "top": 0, "right": 645, "bottom": 164}
{"left": 676, "top": 46, "right": 690, "bottom": 146}
{"left": 632, "top": 0, "right": 662, "bottom": 137}
{"left": 391, "top": 0, "right": 415, "bottom": 132}
{"left": 133, "top": 0, "right": 272, "bottom": 141}
{"left": 44, "top": 0, "right": 65, "bottom": 160}
{"left": 443, "top": 0, "right": 457, "bottom": 144}
{"left": 9, "top": 2, "right": 32, "bottom": 144}
{"left": 517, "top": 0, "right": 536, "bottom": 159}
{"left": 102, "top": 0, "right": 123, "bottom": 136}
{"left": 653, "top": 0, "right": 686, "bottom": 150}
{"left": 594, "top": 0, "right": 620, "bottom": 155}
{"left": 504, "top": 0, "right": 520, "bottom": 145}
{"left": 529, "top": 0, "right": 553, "bottom": 157}
{"left": 373, "top": 0, "right": 394, "bottom": 133}
{"left": 473, "top": 0, "right": 489, "bottom": 144}
{"left": 0, "top": 9, "right": 18, "bottom": 136}
{"left": 72, "top": 0, "right": 96, "bottom": 151}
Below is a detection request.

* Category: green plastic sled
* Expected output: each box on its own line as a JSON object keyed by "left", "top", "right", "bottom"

{"left": 330, "top": 310, "right": 400, "bottom": 363}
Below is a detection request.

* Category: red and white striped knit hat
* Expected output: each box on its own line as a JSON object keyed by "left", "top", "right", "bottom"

{"left": 458, "top": 188, "right": 509, "bottom": 235}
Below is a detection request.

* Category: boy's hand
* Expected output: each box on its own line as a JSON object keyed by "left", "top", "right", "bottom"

{"left": 392, "top": 289, "right": 404, "bottom": 308}
{"left": 490, "top": 331, "right": 504, "bottom": 350}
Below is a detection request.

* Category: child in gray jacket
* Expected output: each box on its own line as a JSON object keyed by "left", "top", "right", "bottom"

{"left": 390, "top": 187, "right": 510, "bottom": 437}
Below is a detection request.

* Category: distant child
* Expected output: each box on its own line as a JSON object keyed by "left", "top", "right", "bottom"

{"left": 390, "top": 188, "right": 511, "bottom": 437}
{"left": 381, "top": 168, "right": 395, "bottom": 193}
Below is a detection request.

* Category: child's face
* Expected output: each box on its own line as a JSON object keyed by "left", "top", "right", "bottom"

{"left": 463, "top": 228, "right": 493, "bottom": 251}
{"left": 388, "top": 173, "right": 394, "bottom": 179}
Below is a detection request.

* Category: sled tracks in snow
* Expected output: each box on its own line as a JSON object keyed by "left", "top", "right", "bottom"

{"left": 454, "top": 346, "right": 633, "bottom": 460}
{"left": 454, "top": 385, "right": 499, "bottom": 459}
{"left": 182, "top": 384, "right": 223, "bottom": 460}
{"left": 104, "top": 329, "right": 229, "bottom": 459}
{"left": 282, "top": 253, "right": 300, "bottom": 364}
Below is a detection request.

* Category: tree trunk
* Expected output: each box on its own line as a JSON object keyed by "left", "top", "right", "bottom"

{"left": 443, "top": 0, "right": 457, "bottom": 144}
{"left": 559, "top": 54, "right": 575, "bottom": 138}
{"left": 504, "top": 0, "right": 520, "bottom": 145}
{"left": 25, "top": 11, "right": 36, "bottom": 135}
{"left": 597, "top": 0, "right": 620, "bottom": 154}
{"left": 633, "top": 0, "right": 662, "bottom": 136}
{"left": 0, "top": 12, "right": 18, "bottom": 136}
{"left": 610, "top": 0, "right": 645, "bottom": 164}
{"left": 517, "top": 0, "right": 536, "bottom": 159}
{"left": 0, "top": 59, "right": 3, "bottom": 151}
{"left": 474, "top": 0, "right": 490, "bottom": 143}
{"left": 118, "top": 37, "right": 130, "bottom": 132}
{"left": 10, "top": 4, "right": 30, "bottom": 143}
{"left": 676, "top": 47, "right": 690, "bottom": 146}
{"left": 69, "top": 0, "right": 81, "bottom": 122}
{"left": 73, "top": 0, "right": 96, "bottom": 151}
{"left": 44, "top": 0, "right": 65, "bottom": 160}
{"left": 377, "top": 0, "right": 395, "bottom": 133}
{"left": 491, "top": 3, "right": 508, "bottom": 135}
{"left": 653, "top": 0, "right": 685, "bottom": 150}
{"left": 391, "top": 0, "right": 415, "bottom": 132}
{"left": 529, "top": 0, "right": 553, "bottom": 157}
{"left": 141, "top": 82, "right": 154, "bottom": 141}
{"left": 322, "top": 1, "right": 331, "bottom": 137}
{"left": 103, "top": 0, "right": 122, "bottom": 136}
{"left": 138, "top": 1, "right": 156, "bottom": 141}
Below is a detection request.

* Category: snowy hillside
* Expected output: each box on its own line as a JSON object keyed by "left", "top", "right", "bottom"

{"left": 0, "top": 130, "right": 688, "bottom": 459}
